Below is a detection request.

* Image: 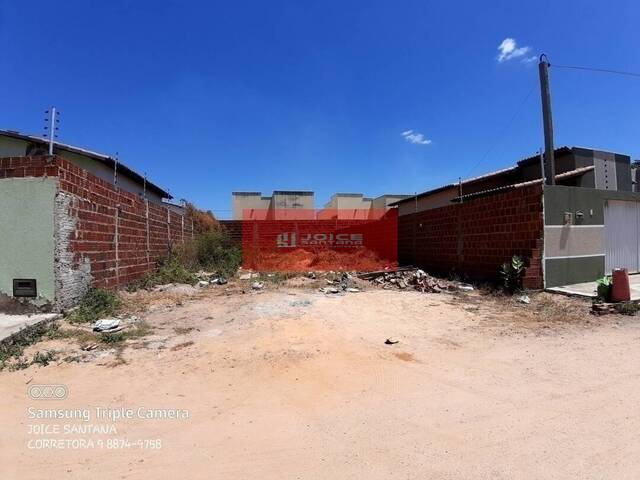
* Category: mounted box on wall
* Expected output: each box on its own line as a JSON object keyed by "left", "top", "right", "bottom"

{"left": 13, "top": 279, "right": 37, "bottom": 297}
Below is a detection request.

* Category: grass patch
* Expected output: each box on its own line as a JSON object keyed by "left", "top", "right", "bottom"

{"left": 67, "top": 288, "right": 121, "bottom": 324}
{"left": 615, "top": 301, "right": 640, "bottom": 316}
{"left": 174, "top": 326, "right": 196, "bottom": 335}
{"left": 98, "top": 322, "right": 153, "bottom": 345}
{"left": 131, "top": 230, "right": 241, "bottom": 290}
{"left": 32, "top": 350, "right": 57, "bottom": 367}
{"left": 132, "top": 256, "right": 198, "bottom": 290}
{"left": 0, "top": 321, "right": 56, "bottom": 370}
{"left": 47, "top": 325, "right": 97, "bottom": 348}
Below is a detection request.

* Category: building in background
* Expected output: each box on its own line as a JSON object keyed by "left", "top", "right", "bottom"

{"left": 0, "top": 130, "right": 171, "bottom": 204}
{"left": 232, "top": 191, "right": 409, "bottom": 220}
{"left": 391, "top": 146, "right": 635, "bottom": 290}
{"left": 232, "top": 191, "right": 315, "bottom": 219}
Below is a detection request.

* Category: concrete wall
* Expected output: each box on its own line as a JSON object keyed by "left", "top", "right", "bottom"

{"left": 61, "top": 151, "right": 164, "bottom": 204}
{"left": 232, "top": 192, "right": 271, "bottom": 219}
{"left": 543, "top": 185, "right": 640, "bottom": 288}
{"left": 397, "top": 187, "right": 458, "bottom": 216}
{"left": 0, "top": 156, "right": 194, "bottom": 310}
{"left": 0, "top": 177, "right": 57, "bottom": 305}
{"left": 0, "top": 136, "right": 30, "bottom": 157}
{"left": 270, "top": 191, "right": 314, "bottom": 210}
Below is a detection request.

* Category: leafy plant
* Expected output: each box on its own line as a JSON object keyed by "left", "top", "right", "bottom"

{"left": 499, "top": 255, "right": 525, "bottom": 294}
{"left": 67, "top": 288, "right": 122, "bottom": 324}
{"left": 32, "top": 350, "right": 57, "bottom": 367}
{"left": 596, "top": 276, "right": 612, "bottom": 302}
{"left": 133, "top": 256, "right": 197, "bottom": 290}
{"left": 189, "top": 230, "right": 242, "bottom": 276}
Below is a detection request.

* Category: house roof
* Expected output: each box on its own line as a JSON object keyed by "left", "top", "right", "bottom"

{"left": 0, "top": 130, "right": 171, "bottom": 199}
{"left": 389, "top": 147, "right": 575, "bottom": 206}
{"left": 450, "top": 165, "right": 595, "bottom": 202}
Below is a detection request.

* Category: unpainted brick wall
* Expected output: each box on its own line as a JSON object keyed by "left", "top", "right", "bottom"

{"left": 0, "top": 156, "right": 194, "bottom": 308}
{"left": 219, "top": 220, "right": 243, "bottom": 245}
{"left": 398, "top": 184, "right": 544, "bottom": 289}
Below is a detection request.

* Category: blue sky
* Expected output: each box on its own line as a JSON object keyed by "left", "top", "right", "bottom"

{"left": 1, "top": 0, "right": 639, "bottom": 218}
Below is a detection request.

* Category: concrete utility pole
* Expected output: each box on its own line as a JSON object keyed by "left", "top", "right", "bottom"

{"left": 538, "top": 54, "right": 555, "bottom": 185}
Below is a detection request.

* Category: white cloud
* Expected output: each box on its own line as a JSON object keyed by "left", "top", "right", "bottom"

{"left": 497, "top": 37, "right": 532, "bottom": 63}
{"left": 401, "top": 129, "right": 432, "bottom": 145}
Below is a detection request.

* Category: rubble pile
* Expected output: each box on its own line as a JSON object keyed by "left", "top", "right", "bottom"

{"left": 319, "top": 272, "right": 361, "bottom": 294}
{"left": 360, "top": 268, "right": 463, "bottom": 293}
{"left": 195, "top": 271, "right": 228, "bottom": 287}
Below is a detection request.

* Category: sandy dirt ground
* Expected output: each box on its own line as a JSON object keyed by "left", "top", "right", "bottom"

{"left": 2, "top": 281, "right": 640, "bottom": 479}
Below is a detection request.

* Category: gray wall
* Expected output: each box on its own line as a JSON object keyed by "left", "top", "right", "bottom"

{"left": 0, "top": 136, "right": 164, "bottom": 204}
{"left": 61, "top": 151, "right": 164, "bottom": 204}
{"left": 0, "top": 178, "right": 57, "bottom": 304}
{"left": 543, "top": 185, "right": 640, "bottom": 287}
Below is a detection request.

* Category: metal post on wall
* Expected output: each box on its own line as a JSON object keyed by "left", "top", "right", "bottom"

{"left": 113, "top": 152, "right": 119, "bottom": 187}
{"left": 538, "top": 54, "right": 556, "bottom": 185}
{"left": 44, "top": 107, "right": 60, "bottom": 155}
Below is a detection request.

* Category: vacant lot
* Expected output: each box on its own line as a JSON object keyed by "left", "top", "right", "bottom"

{"left": 2, "top": 280, "right": 640, "bottom": 479}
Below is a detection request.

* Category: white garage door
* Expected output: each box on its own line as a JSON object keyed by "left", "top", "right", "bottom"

{"left": 604, "top": 200, "right": 639, "bottom": 274}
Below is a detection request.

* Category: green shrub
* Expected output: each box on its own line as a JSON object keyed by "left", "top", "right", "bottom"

{"left": 596, "top": 276, "right": 612, "bottom": 302}
{"left": 32, "top": 350, "right": 57, "bottom": 367}
{"left": 189, "top": 230, "right": 241, "bottom": 276}
{"left": 68, "top": 288, "right": 121, "bottom": 324}
{"left": 133, "top": 256, "right": 197, "bottom": 289}
{"left": 499, "top": 255, "right": 525, "bottom": 294}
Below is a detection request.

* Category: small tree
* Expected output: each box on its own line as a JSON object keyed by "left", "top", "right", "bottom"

{"left": 499, "top": 255, "right": 525, "bottom": 294}
{"left": 184, "top": 202, "right": 219, "bottom": 234}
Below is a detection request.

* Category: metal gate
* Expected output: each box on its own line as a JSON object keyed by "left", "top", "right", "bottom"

{"left": 604, "top": 200, "right": 639, "bottom": 273}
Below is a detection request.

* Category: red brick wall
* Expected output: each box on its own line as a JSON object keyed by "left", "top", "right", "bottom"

{"left": 219, "top": 220, "right": 243, "bottom": 244}
{"left": 398, "top": 184, "right": 543, "bottom": 289}
{"left": 1, "top": 155, "right": 193, "bottom": 298}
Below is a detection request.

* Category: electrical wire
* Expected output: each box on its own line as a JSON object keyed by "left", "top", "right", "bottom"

{"left": 552, "top": 64, "right": 640, "bottom": 79}
{"left": 465, "top": 81, "right": 537, "bottom": 177}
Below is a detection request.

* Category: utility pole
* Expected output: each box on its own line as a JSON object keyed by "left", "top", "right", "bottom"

{"left": 538, "top": 54, "right": 555, "bottom": 185}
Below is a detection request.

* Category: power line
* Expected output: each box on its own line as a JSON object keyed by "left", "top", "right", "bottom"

{"left": 466, "top": 81, "right": 537, "bottom": 177}
{"left": 552, "top": 63, "right": 640, "bottom": 79}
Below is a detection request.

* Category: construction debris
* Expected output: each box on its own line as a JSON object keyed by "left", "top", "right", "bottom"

{"left": 320, "top": 287, "right": 340, "bottom": 294}
{"left": 153, "top": 283, "right": 199, "bottom": 295}
{"left": 92, "top": 319, "right": 120, "bottom": 332}
{"left": 251, "top": 281, "right": 264, "bottom": 290}
{"left": 359, "top": 268, "right": 455, "bottom": 293}
{"left": 592, "top": 301, "right": 640, "bottom": 316}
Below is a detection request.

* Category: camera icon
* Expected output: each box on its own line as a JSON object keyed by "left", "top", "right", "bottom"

{"left": 28, "top": 384, "right": 68, "bottom": 400}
